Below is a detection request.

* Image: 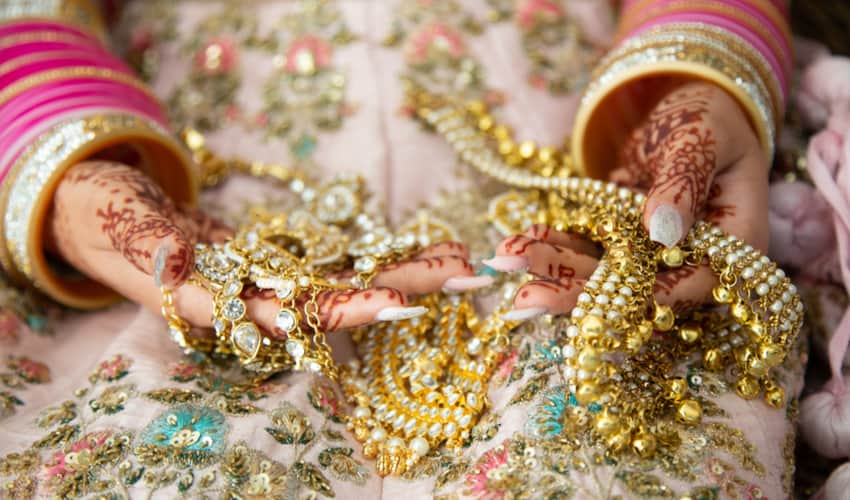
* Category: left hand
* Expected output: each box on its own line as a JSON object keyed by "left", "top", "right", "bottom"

{"left": 489, "top": 81, "right": 771, "bottom": 317}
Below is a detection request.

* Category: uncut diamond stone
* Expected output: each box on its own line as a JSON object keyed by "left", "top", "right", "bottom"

{"left": 222, "top": 298, "right": 246, "bottom": 321}
{"left": 285, "top": 339, "right": 305, "bottom": 359}
{"left": 223, "top": 280, "right": 243, "bottom": 297}
{"left": 276, "top": 309, "right": 297, "bottom": 333}
{"left": 275, "top": 279, "right": 296, "bottom": 300}
{"left": 232, "top": 323, "right": 261, "bottom": 356}
{"left": 354, "top": 256, "right": 376, "bottom": 273}
{"left": 169, "top": 326, "right": 185, "bottom": 345}
{"left": 213, "top": 318, "right": 225, "bottom": 334}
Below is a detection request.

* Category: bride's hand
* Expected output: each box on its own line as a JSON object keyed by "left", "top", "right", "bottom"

{"left": 489, "top": 81, "right": 770, "bottom": 316}
{"left": 47, "top": 161, "right": 487, "bottom": 334}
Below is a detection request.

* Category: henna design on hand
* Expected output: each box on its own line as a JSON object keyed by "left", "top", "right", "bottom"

{"left": 64, "top": 162, "right": 194, "bottom": 283}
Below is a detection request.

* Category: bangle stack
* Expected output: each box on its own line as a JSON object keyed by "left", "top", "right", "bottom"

{"left": 0, "top": 17, "right": 197, "bottom": 308}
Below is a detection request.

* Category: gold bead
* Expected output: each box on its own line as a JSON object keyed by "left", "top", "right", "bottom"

{"left": 703, "top": 348, "right": 724, "bottom": 371}
{"left": 667, "top": 378, "right": 688, "bottom": 400}
{"left": 575, "top": 381, "right": 600, "bottom": 404}
{"left": 466, "top": 100, "right": 486, "bottom": 115}
{"left": 637, "top": 321, "right": 654, "bottom": 341}
{"left": 653, "top": 304, "right": 675, "bottom": 332}
{"left": 765, "top": 385, "right": 786, "bottom": 408}
{"left": 677, "top": 324, "right": 702, "bottom": 344}
{"left": 747, "top": 356, "right": 768, "bottom": 378}
{"left": 492, "top": 124, "right": 511, "bottom": 140}
{"left": 735, "top": 376, "right": 761, "bottom": 399}
{"left": 676, "top": 399, "right": 702, "bottom": 425}
{"left": 580, "top": 315, "right": 605, "bottom": 338}
{"left": 606, "top": 431, "right": 631, "bottom": 453}
{"left": 575, "top": 210, "right": 592, "bottom": 229}
{"left": 712, "top": 285, "right": 734, "bottom": 304}
{"left": 477, "top": 115, "right": 494, "bottom": 132}
{"left": 538, "top": 146, "right": 556, "bottom": 163}
{"left": 734, "top": 346, "right": 754, "bottom": 368}
{"left": 631, "top": 432, "right": 657, "bottom": 458}
{"left": 759, "top": 343, "right": 784, "bottom": 367}
{"left": 595, "top": 413, "right": 620, "bottom": 435}
{"left": 660, "top": 247, "right": 685, "bottom": 267}
{"left": 363, "top": 443, "right": 379, "bottom": 458}
{"left": 498, "top": 139, "right": 515, "bottom": 156}
{"left": 518, "top": 140, "right": 536, "bottom": 159}
{"left": 745, "top": 321, "right": 767, "bottom": 340}
{"left": 730, "top": 300, "right": 751, "bottom": 323}
{"left": 578, "top": 347, "right": 602, "bottom": 371}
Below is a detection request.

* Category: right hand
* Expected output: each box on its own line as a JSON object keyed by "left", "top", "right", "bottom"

{"left": 47, "top": 161, "right": 488, "bottom": 337}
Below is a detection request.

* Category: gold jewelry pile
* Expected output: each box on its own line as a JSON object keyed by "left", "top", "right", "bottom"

{"left": 411, "top": 90, "right": 801, "bottom": 458}
{"left": 163, "top": 86, "right": 802, "bottom": 473}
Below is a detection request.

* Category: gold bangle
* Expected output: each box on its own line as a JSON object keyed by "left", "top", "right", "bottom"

{"left": 0, "top": 66, "right": 162, "bottom": 109}
{"left": 0, "top": 0, "right": 107, "bottom": 41}
{"left": 0, "top": 30, "right": 95, "bottom": 49}
{"left": 0, "top": 113, "right": 198, "bottom": 309}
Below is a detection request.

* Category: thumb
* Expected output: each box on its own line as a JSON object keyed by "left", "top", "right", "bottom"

{"left": 642, "top": 126, "right": 718, "bottom": 248}
{"left": 88, "top": 163, "right": 196, "bottom": 287}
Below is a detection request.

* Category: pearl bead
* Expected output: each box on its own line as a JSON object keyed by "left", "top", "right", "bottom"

{"left": 571, "top": 308, "right": 586, "bottom": 318}
{"left": 387, "top": 437, "right": 404, "bottom": 449}
{"left": 767, "top": 276, "right": 778, "bottom": 286}
{"left": 410, "top": 437, "right": 430, "bottom": 456}
{"left": 370, "top": 428, "right": 387, "bottom": 442}
{"left": 577, "top": 293, "right": 592, "bottom": 303}
{"left": 756, "top": 283, "right": 769, "bottom": 296}
{"left": 742, "top": 267, "right": 755, "bottom": 279}
{"left": 354, "top": 406, "right": 371, "bottom": 418}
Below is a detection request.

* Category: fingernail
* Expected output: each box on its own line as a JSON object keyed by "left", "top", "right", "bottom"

{"left": 154, "top": 245, "right": 169, "bottom": 289}
{"left": 375, "top": 306, "right": 429, "bottom": 321}
{"left": 500, "top": 307, "right": 548, "bottom": 322}
{"left": 482, "top": 256, "right": 529, "bottom": 272}
{"left": 649, "top": 204, "right": 683, "bottom": 248}
{"left": 443, "top": 275, "right": 494, "bottom": 291}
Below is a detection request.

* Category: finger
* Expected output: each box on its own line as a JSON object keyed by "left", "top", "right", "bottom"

{"left": 416, "top": 241, "right": 469, "bottom": 259}
{"left": 502, "top": 278, "right": 586, "bottom": 320}
{"left": 642, "top": 120, "right": 718, "bottom": 249}
{"left": 489, "top": 235, "right": 597, "bottom": 279}
{"left": 315, "top": 287, "right": 421, "bottom": 331}
{"left": 523, "top": 224, "right": 600, "bottom": 257}
{"left": 59, "top": 161, "right": 197, "bottom": 287}
{"left": 373, "top": 255, "right": 476, "bottom": 296}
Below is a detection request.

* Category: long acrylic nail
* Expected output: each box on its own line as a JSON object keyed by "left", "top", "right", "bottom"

{"left": 443, "top": 275, "right": 494, "bottom": 291}
{"left": 648, "top": 204, "right": 683, "bottom": 248}
{"left": 482, "top": 256, "right": 529, "bottom": 272}
{"left": 375, "top": 306, "right": 428, "bottom": 322}
{"left": 501, "top": 307, "right": 548, "bottom": 322}
{"left": 154, "top": 245, "right": 170, "bottom": 289}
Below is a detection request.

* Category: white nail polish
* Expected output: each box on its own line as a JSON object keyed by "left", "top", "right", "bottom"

{"left": 375, "top": 306, "right": 428, "bottom": 322}
{"left": 154, "top": 245, "right": 169, "bottom": 289}
{"left": 500, "top": 307, "right": 548, "bottom": 322}
{"left": 443, "top": 275, "right": 495, "bottom": 291}
{"left": 482, "top": 256, "right": 529, "bottom": 272}
{"left": 649, "top": 204, "right": 683, "bottom": 248}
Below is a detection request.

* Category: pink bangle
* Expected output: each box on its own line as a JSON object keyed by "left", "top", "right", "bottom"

{"left": 0, "top": 82, "right": 165, "bottom": 148}
{"left": 632, "top": 0, "right": 792, "bottom": 64}
{"left": 0, "top": 54, "right": 134, "bottom": 88}
{"left": 0, "top": 39, "right": 112, "bottom": 62}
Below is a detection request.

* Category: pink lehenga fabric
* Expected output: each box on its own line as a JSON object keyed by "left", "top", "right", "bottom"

{"left": 0, "top": 1, "right": 806, "bottom": 498}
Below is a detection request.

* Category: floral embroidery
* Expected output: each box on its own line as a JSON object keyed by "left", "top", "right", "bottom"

{"left": 463, "top": 441, "right": 511, "bottom": 499}
{"left": 39, "top": 431, "right": 132, "bottom": 498}
{"left": 486, "top": 0, "right": 600, "bottom": 94}
{"left": 1, "top": 356, "right": 51, "bottom": 419}
{"left": 88, "top": 354, "right": 131, "bottom": 383}
{"left": 88, "top": 384, "right": 135, "bottom": 415}
{"left": 138, "top": 404, "right": 229, "bottom": 467}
